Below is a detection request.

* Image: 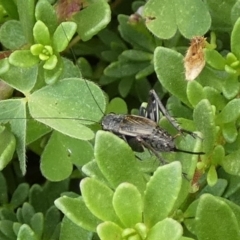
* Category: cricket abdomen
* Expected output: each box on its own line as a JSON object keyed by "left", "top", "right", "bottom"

{"left": 144, "top": 128, "right": 175, "bottom": 152}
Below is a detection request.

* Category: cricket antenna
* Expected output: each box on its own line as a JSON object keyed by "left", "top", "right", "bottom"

{"left": 0, "top": 116, "right": 98, "bottom": 124}
{"left": 63, "top": 27, "right": 105, "bottom": 116}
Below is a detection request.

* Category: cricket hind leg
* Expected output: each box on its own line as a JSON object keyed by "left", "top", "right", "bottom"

{"left": 149, "top": 90, "right": 200, "bottom": 139}
{"left": 135, "top": 136, "right": 166, "bottom": 165}
{"left": 139, "top": 91, "right": 160, "bottom": 122}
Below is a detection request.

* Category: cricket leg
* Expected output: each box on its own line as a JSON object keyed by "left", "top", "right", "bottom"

{"left": 136, "top": 136, "right": 166, "bottom": 165}
{"left": 139, "top": 91, "right": 159, "bottom": 123}
{"left": 149, "top": 90, "right": 199, "bottom": 139}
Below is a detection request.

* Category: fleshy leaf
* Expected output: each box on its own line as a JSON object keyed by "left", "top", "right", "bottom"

{"left": 73, "top": 0, "right": 111, "bottom": 41}
{"left": 52, "top": 22, "right": 77, "bottom": 52}
{"left": 113, "top": 183, "right": 143, "bottom": 227}
{"left": 154, "top": 47, "right": 190, "bottom": 106}
{"left": 144, "top": 162, "right": 182, "bottom": 227}
{"left": 9, "top": 50, "right": 39, "bottom": 68}
{"left": 146, "top": 218, "right": 183, "bottom": 240}
{"left": 55, "top": 196, "right": 101, "bottom": 232}
{"left": 195, "top": 194, "right": 240, "bottom": 240}
{"left": 33, "top": 20, "right": 51, "bottom": 45}
{"left": 80, "top": 178, "right": 121, "bottom": 225}
{"left": 95, "top": 131, "right": 146, "bottom": 195}
{"left": 193, "top": 99, "right": 216, "bottom": 153}
{"left": 97, "top": 221, "right": 122, "bottom": 240}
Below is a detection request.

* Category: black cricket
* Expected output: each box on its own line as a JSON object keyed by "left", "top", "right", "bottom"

{"left": 101, "top": 89, "right": 203, "bottom": 164}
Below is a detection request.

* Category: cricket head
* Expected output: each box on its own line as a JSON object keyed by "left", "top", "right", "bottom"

{"left": 101, "top": 114, "right": 124, "bottom": 133}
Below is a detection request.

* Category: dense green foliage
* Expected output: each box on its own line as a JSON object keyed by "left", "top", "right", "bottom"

{"left": 1, "top": 0, "right": 240, "bottom": 239}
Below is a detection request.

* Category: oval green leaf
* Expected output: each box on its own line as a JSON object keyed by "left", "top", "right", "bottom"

{"left": 95, "top": 131, "right": 146, "bottom": 195}
{"left": 196, "top": 194, "right": 240, "bottom": 240}
{"left": 113, "top": 183, "right": 143, "bottom": 227}
{"left": 80, "top": 178, "right": 121, "bottom": 225}
{"left": 144, "top": 162, "right": 182, "bottom": 227}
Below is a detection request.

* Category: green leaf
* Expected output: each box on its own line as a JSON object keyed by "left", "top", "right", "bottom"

{"left": 231, "top": 17, "right": 240, "bottom": 59}
{"left": 20, "top": 202, "right": 35, "bottom": 225}
{"left": 81, "top": 178, "right": 121, "bottom": 224}
{"left": 121, "top": 50, "right": 153, "bottom": 62}
{"left": 43, "top": 57, "right": 63, "bottom": 84}
{"left": 9, "top": 50, "right": 39, "bottom": 68}
{"left": 55, "top": 196, "right": 102, "bottom": 232}
{"left": 73, "top": 0, "right": 111, "bottom": 41}
{"left": 0, "top": 0, "right": 18, "bottom": 19}
{"left": 222, "top": 122, "right": 238, "bottom": 143}
{"left": 154, "top": 47, "right": 190, "bottom": 106}
{"left": 199, "top": 179, "right": 227, "bottom": 197}
{"left": 118, "top": 14, "right": 156, "bottom": 52}
{"left": 0, "top": 63, "right": 38, "bottom": 93}
{"left": 196, "top": 194, "right": 240, "bottom": 240}
{"left": 222, "top": 149, "right": 240, "bottom": 176}
{"left": 207, "top": 165, "right": 218, "bottom": 187}
{"left": 42, "top": 206, "right": 61, "bottom": 240}
{"left": 52, "top": 22, "right": 77, "bottom": 52}
{"left": 113, "top": 183, "right": 143, "bottom": 227}
{"left": 118, "top": 77, "right": 134, "bottom": 98}
{"left": 95, "top": 131, "right": 146, "bottom": 195}
{"left": 60, "top": 216, "right": 93, "bottom": 240}
{"left": 0, "top": 220, "right": 16, "bottom": 239}
{"left": 17, "top": 224, "right": 38, "bottom": 240}
{"left": 28, "top": 78, "right": 106, "bottom": 140}
{"left": 35, "top": 0, "right": 58, "bottom": 34}
{"left": 106, "top": 98, "right": 128, "bottom": 114}
{"left": 0, "top": 20, "right": 26, "bottom": 49}
{"left": 203, "top": 87, "right": 227, "bottom": 112}
{"left": 43, "top": 54, "right": 58, "bottom": 70}
{"left": 82, "top": 160, "right": 108, "bottom": 186}
{"left": 204, "top": 49, "right": 226, "bottom": 70}
{"left": 0, "top": 172, "right": 8, "bottom": 204}
{"left": 144, "top": 162, "right": 182, "bottom": 227}
{"left": 76, "top": 58, "right": 92, "bottom": 78}
{"left": 197, "top": 67, "right": 223, "bottom": 92}
{"left": 205, "top": 0, "right": 236, "bottom": 31}
{"left": 10, "top": 183, "right": 29, "bottom": 209}
{"left": 17, "top": 0, "right": 35, "bottom": 43}
{"left": 97, "top": 221, "right": 122, "bottom": 240}
{"left": 104, "top": 61, "right": 149, "bottom": 78}
{"left": 33, "top": 20, "right": 51, "bottom": 45}
{"left": 193, "top": 99, "right": 216, "bottom": 153}
{"left": 146, "top": 218, "right": 183, "bottom": 240}
{"left": 0, "top": 126, "right": 16, "bottom": 170}
{"left": 216, "top": 99, "right": 240, "bottom": 124}
{"left": 40, "top": 131, "right": 73, "bottom": 181}
{"left": 30, "top": 213, "right": 44, "bottom": 239}
{"left": 136, "top": 64, "right": 155, "bottom": 80}
{"left": 187, "top": 81, "right": 205, "bottom": 107}
{"left": 222, "top": 74, "right": 239, "bottom": 100}
{"left": 0, "top": 58, "right": 10, "bottom": 75}
{"left": 211, "top": 145, "right": 225, "bottom": 166}
{"left": 143, "top": 0, "right": 211, "bottom": 39}
{"left": 0, "top": 99, "right": 27, "bottom": 174}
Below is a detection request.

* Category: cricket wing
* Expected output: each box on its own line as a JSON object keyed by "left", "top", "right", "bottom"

{"left": 119, "top": 115, "right": 157, "bottom": 137}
